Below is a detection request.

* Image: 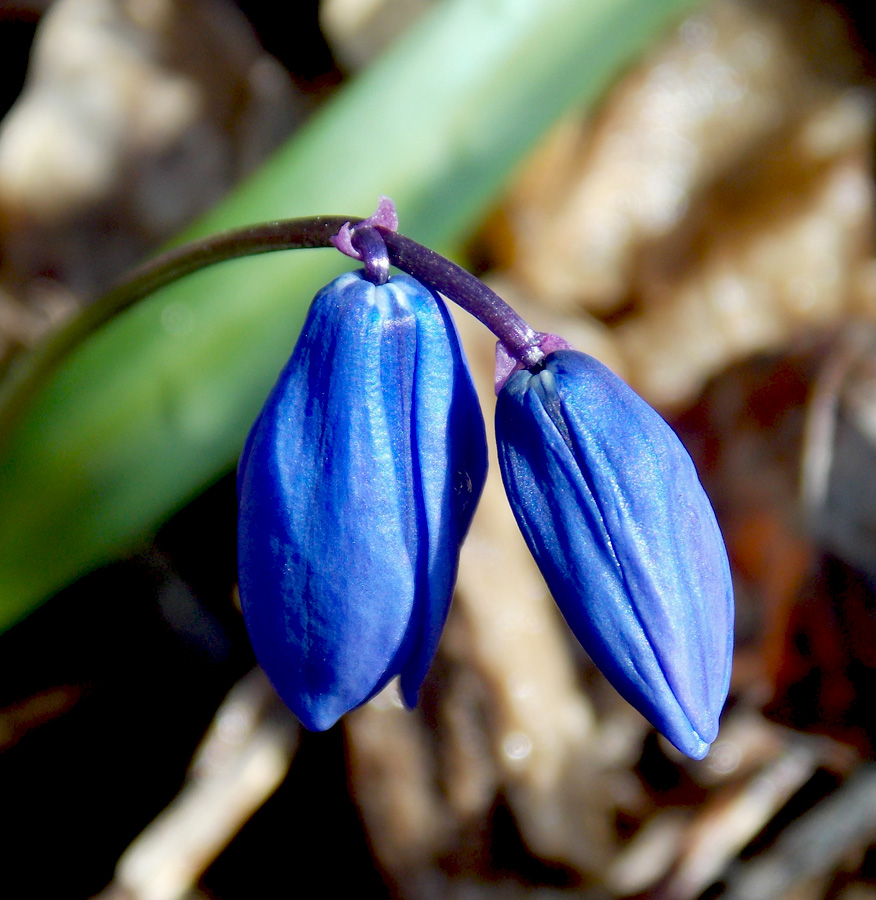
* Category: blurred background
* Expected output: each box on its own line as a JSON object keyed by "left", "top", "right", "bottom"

{"left": 4, "top": 0, "right": 876, "bottom": 897}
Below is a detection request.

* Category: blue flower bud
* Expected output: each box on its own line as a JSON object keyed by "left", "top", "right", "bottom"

{"left": 495, "top": 350, "right": 733, "bottom": 759}
{"left": 238, "top": 271, "right": 487, "bottom": 731}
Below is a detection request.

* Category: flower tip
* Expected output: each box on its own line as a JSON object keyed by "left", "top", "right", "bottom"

{"left": 680, "top": 732, "right": 711, "bottom": 761}
{"left": 398, "top": 672, "right": 422, "bottom": 710}
{"left": 657, "top": 686, "right": 722, "bottom": 759}
{"left": 291, "top": 695, "right": 346, "bottom": 733}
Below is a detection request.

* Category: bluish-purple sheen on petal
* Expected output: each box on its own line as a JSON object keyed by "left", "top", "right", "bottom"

{"left": 238, "top": 271, "right": 487, "bottom": 730}
{"left": 495, "top": 350, "right": 733, "bottom": 759}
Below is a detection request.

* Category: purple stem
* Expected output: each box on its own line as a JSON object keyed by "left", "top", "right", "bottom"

{"left": 335, "top": 202, "right": 543, "bottom": 368}
{"left": 378, "top": 228, "right": 544, "bottom": 369}
{"left": 0, "top": 210, "right": 548, "bottom": 446}
{"left": 351, "top": 227, "right": 391, "bottom": 286}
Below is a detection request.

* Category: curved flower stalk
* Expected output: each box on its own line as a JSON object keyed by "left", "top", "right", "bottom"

{"left": 495, "top": 349, "right": 733, "bottom": 759}
{"left": 237, "top": 270, "right": 487, "bottom": 730}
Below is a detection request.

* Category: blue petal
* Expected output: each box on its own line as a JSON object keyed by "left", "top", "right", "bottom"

{"left": 398, "top": 281, "right": 488, "bottom": 706}
{"left": 238, "top": 271, "right": 486, "bottom": 730}
{"left": 496, "top": 350, "right": 733, "bottom": 759}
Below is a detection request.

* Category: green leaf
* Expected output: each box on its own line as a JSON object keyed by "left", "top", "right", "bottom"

{"left": 0, "top": 0, "right": 700, "bottom": 631}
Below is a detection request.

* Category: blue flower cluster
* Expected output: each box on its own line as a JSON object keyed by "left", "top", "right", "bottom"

{"left": 237, "top": 267, "right": 734, "bottom": 759}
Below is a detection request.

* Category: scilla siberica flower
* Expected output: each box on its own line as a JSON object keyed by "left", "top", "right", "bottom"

{"left": 235, "top": 199, "right": 732, "bottom": 758}
{"left": 237, "top": 269, "right": 487, "bottom": 731}
{"left": 495, "top": 347, "right": 733, "bottom": 759}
